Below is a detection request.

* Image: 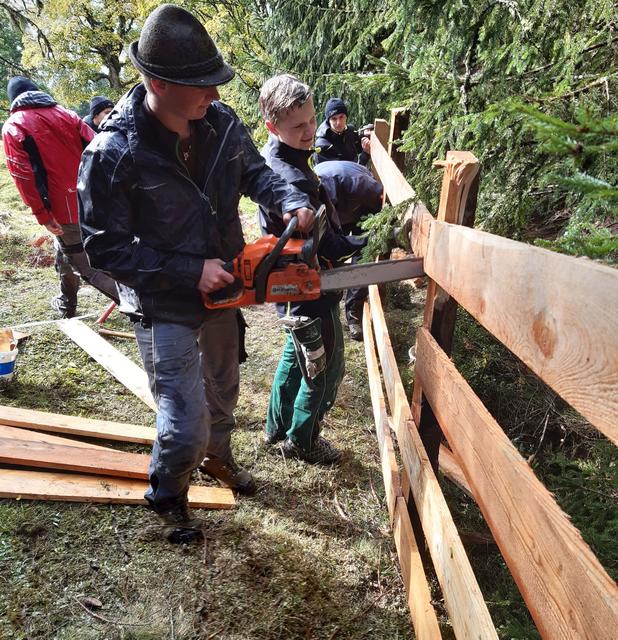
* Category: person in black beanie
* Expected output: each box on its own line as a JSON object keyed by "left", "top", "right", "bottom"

{"left": 83, "top": 95, "right": 114, "bottom": 133}
{"left": 313, "top": 97, "right": 371, "bottom": 165}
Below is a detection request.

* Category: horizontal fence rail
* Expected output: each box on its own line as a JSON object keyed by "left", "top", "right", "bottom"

{"left": 416, "top": 327, "right": 618, "bottom": 639}
{"left": 424, "top": 222, "right": 618, "bottom": 445}
{"left": 368, "top": 286, "right": 499, "bottom": 640}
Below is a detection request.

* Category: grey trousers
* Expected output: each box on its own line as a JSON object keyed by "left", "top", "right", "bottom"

{"left": 54, "top": 223, "right": 119, "bottom": 309}
{"left": 134, "top": 309, "right": 240, "bottom": 511}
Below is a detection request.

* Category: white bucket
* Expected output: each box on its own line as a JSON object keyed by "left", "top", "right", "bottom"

{"left": 0, "top": 347, "right": 18, "bottom": 381}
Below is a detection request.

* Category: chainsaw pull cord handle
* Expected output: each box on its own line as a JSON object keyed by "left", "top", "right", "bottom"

{"left": 253, "top": 215, "right": 300, "bottom": 304}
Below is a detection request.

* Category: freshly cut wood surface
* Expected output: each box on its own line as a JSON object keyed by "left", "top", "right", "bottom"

{"left": 0, "top": 423, "right": 112, "bottom": 450}
{"left": 424, "top": 222, "right": 618, "bottom": 444}
{"left": 370, "top": 128, "right": 416, "bottom": 205}
{"left": 0, "top": 468, "right": 235, "bottom": 509}
{"left": 0, "top": 437, "right": 150, "bottom": 479}
{"left": 58, "top": 319, "right": 156, "bottom": 412}
{"left": 368, "top": 285, "right": 498, "bottom": 639}
{"left": 416, "top": 327, "right": 618, "bottom": 639}
{"left": 403, "top": 201, "right": 433, "bottom": 258}
{"left": 0, "top": 405, "right": 156, "bottom": 444}
{"left": 363, "top": 306, "right": 442, "bottom": 639}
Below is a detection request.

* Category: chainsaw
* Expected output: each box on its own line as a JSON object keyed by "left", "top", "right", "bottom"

{"left": 202, "top": 205, "right": 424, "bottom": 309}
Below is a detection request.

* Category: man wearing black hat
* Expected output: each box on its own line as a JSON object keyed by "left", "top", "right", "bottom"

{"left": 83, "top": 96, "right": 114, "bottom": 133}
{"left": 313, "top": 98, "right": 371, "bottom": 166}
{"left": 2, "top": 76, "right": 119, "bottom": 318}
{"left": 78, "top": 4, "right": 314, "bottom": 543}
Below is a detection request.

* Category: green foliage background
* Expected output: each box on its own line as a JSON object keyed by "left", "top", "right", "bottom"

{"left": 8, "top": 0, "right": 615, "bottom": 257}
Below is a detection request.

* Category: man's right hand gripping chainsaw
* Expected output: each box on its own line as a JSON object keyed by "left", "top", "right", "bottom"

{"left": 202, "top": 205, "right": 425, "bottom": 310}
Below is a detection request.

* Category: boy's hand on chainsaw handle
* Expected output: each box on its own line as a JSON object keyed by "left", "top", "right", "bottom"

{"left": 284, "top": 207, "right": 314, "bottom": 233}
{"left": 197, "top": 258, "right": 235, "bottom": 294}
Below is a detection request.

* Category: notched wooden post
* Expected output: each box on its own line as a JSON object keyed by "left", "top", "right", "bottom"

{"left": 412, "top": 151, "right": 480, "bottom": 472}
{"left": 388, "top": 107, "right": 410, "bottom": 173}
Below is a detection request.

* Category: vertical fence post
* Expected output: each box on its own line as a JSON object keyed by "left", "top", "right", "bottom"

{"left": 412, "top": 151, "right": 480, "bottom": 473}
{"left": 372, "top": 118, "right": 390, "bottom": 206}
{"left": 388, "top": 107, "right": 410, "bottom": 173}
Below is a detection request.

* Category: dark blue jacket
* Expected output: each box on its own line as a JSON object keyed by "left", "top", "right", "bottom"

{"left": 313, "top": 120, "right": 369, "bottom": 166}
{"left": 259, "top": 135, "right": 366, "bottom": 317}
{"left": 314, "top": 160, "right": 383, "bottom": 227}
{"left": 78, "top": 83, "right": 310, "bottom": 326}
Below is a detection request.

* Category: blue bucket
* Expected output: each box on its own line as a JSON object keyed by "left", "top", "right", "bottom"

{"left": 0, "top": 347, "right": 18, "bottom": 381}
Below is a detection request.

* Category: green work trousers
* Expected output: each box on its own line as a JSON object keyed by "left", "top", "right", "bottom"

{"left": 266, "top": 303, "right": 345, "bottom": 450}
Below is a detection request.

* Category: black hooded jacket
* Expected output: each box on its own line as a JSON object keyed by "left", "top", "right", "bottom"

{"left": 78, "top": 83, "right": 310, "bottom": 326}
{"left": 258, "top": 135, "right": 366, "bottom": 317}
{"left": 313, "top": 120, "right": 369, "bottom": 166}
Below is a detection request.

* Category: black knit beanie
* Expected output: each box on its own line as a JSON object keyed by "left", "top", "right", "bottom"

{"left": 7, "top": 76, "right": 39, "bottom": 103}
{"left": 89, "top": 96, "right": 114, "bottom": 118}
{"left": 324, "top": 97, "right": 347, "bottom": 121}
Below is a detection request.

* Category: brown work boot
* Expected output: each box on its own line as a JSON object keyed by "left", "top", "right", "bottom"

{"left": 157, "top": 503, "right": 204, "bottom": 544}
{"left": 199, "top": 457, "right": 257, "bottom": 495}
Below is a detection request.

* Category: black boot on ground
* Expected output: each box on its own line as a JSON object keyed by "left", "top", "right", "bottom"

{"left": 200, "top": 457, "right": 257, "bottom": 495}
{"left": 282, "top": 436, "right": 343, "bottom": 465}
{"left": 51, "top": 295, "right": 76, "bottom": 319}
{"left": 157, "top": 503, "right": 204, "bottom": 544}
{"left": 263, "top": 430, "right": 286, "bottom": 446}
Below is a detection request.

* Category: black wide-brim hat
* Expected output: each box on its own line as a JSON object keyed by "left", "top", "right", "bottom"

{"left": 128, "top": 4, "right": 235, "bottom": 87}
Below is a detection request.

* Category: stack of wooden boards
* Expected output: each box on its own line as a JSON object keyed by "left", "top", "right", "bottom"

{"left": 0, "top": 406, "right": 235, "bottom": 509}
{"left": 0, "top": 318, "right": 235, "bottom": 510}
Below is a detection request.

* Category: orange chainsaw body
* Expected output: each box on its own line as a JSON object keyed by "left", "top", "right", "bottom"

{"left": 202, "top": 233, "right": 321, "bottom": 309}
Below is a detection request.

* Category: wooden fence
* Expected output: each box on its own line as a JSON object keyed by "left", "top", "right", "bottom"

{"left": 364, "top": 112, "right": 618, "bottom": 639}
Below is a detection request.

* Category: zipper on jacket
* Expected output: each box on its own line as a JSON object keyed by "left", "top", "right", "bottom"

{"left": 203, "top": 119, "right": 234, "bottom": 195}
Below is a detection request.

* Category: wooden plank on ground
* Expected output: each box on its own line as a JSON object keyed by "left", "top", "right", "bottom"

{"left": 424, "top": 222, "right": 618, "bottom": 445}
{"left": 363, "top": 305, "right": 442, "bottom": 639}
{"left": 370, "top": 126, "right": 416, "bottom": 205}
{"left": 0, "top": 437, "right": 150, "bottom": 479}
{"left": 0, "top": 468, "right": 234, "bottom": 509}
{"left": 0, "top": 423, "right": 113, "bottom": 450}
{"left": 0, "top": 405, "right": 155, "bottom": 445}
{"left": 58, "top": 319, "right": 156, "bottom": 412}
{"left": 415, "top": 327, "right": 618, "bottom": 639}
{"left": 368, "top": 285, "right": 498, "bottom": 639}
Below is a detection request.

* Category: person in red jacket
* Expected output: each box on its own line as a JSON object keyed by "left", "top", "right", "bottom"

{"left": 2, "top": 76, "right": 118, "bottom": 317}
